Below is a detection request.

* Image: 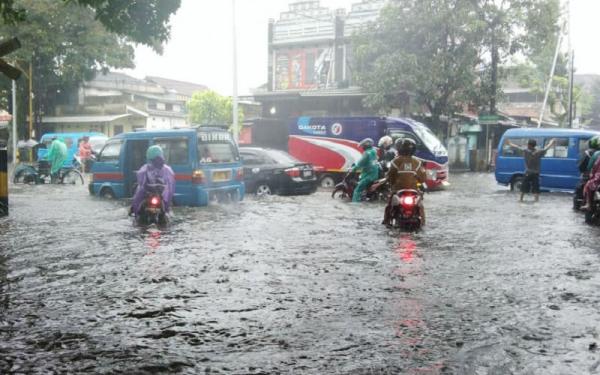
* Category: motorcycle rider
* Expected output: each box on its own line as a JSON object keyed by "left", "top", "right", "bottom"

{"left": 382, "top": 138, "right": 427, "bottom": 227}
{"left": 574, "top": 136, "right": 600, "bottom": 208}
{"left": 130, "top": 145, "right": 176, "bottom": 218}
{"left": 351, "top": 138, "right": 380, "bottom": 202}
{"left": 378, "top": 135, "right": 397, "bottom": 176}
{"left": 585, "top": 136, "right": 600, "bottom": 173}
{"left": 47, "top": 136, "right": 68, "bottom": 183}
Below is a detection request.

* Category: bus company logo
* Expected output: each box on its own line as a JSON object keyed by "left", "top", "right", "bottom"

{"left": 331, "top": 123, "right": 343, "bottom": 136}
{"left": 299, "top": 124, "right": 327, "bottom": 136}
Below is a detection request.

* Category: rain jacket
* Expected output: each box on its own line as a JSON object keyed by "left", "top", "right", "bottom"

{"left": 387, "top": 155, "right": 427, "bottom": 192}
{"left": 352, "top": 147, "right": 380, "bottom": 181}
{"left": 587, "top": 150, "right": 600, "bottom": 172}
{"left": 47, "top": 138, "right": 68, "bottom": 175}
{"left": 131, "top": 161, "right": 176, "bottom": 215}
{"left": 78, "top": 141, "right": 92, "bottom": 160}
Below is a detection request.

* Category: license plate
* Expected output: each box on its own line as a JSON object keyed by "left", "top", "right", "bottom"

{"left": 212, "top": 170, "right": 231, "bottom": 182}
{"left": 302, "top": 170, "right": 312, "bottom": 178}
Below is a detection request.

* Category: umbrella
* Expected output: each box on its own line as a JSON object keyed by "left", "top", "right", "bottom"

{"left": 17, "top": 139, "right": 39, "bottom": 148}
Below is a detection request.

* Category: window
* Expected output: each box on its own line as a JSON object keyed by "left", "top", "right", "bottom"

{"left": 240, "top": 151, "right": 262, "bottom": 166}
{"left": 501, "top": 138, "right": 526, "bottom": 157}
{"left": 99, "top": 140, "right": 122, "bottom": 162}
{"left": 165, "top": 103, "right": 173, "bottom": 111}
{"left": 198, "top": 142, "right": 237, "bottom": 163}
{"left": 578, "top": 138, "right": 591, "bottom": 160}
{"left": 64, "top": 138, "right": 73, "bottom": 148}
{"left": 153, "top": 137, "right": 189, "bottom": 165}
{"left": 544, "top": 138, "right": 569, "bottom": 158}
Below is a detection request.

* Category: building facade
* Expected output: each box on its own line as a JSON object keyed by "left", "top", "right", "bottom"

{"left": 41, "top": 73, "right": 207, "bottom": 137}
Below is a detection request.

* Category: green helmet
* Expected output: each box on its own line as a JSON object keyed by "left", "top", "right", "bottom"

{"left": 589, "top": 136, "right": 600, "bottom": 150}
{"left": 146, "top": 145, "right": 164, "bottom": 161}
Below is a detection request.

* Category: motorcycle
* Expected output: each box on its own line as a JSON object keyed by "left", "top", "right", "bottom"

{"left": 585, "top": 186, "right": 600, "bottom": 225}
{"left": 331, "top": 171, "right": 389, "bottom": 202}
{"left": 390, "top": 188, "right": 424, "bottom": 230}
{"left": 135, "top": 182, "right": 169, "bottom": 226}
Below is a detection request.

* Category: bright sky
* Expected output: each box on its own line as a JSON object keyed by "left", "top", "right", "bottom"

{"left": 121, "top": 0, "right": 599, "bottom": 96}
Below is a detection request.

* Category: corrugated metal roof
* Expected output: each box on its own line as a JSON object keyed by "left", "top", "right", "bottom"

{"left": 41, "top": 114, "right": 132, "bottom": 124}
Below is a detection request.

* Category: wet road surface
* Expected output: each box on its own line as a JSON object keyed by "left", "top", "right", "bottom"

{"left": 1, "top": 173, "right": 599, "bottom": 374}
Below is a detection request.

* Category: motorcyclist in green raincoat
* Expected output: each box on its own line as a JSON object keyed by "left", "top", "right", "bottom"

{"left": 351, "top": 138, "right": 380, "bottom": 202}
{"left": 46, "top": 137, "right": 68, "bottom": 181}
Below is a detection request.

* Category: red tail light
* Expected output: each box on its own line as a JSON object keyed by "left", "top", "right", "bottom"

{"left": 192, "top": 170, "right": 205, "bottom": 184}
{"left": 401, "top": 195, "right": 416, "bottom": 207}
{"left": 236, "top": 168, "right": 244, "bottom": 181}
{"left": 285, "top": 167, "right": 300, "bottom": 178}
{"left": 150, "top": 196, "right": 160, "bottom": 207}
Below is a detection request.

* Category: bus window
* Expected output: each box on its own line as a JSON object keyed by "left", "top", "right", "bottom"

{"left": 544, "top": 138, "right": 569, "bottom": 158}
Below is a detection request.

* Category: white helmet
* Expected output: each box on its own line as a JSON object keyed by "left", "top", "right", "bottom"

{"left": 378, "top": 136, "right": 393, "bottom": 148}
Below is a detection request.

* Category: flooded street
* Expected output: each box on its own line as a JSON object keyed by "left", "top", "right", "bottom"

{"left": 1, "top": 173, "right": 599, "bottom": 374}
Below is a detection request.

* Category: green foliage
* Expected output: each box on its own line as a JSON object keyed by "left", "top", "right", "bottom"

{"left": 0, "top": 0, "right": 136, "bottom": 137}
{"left": 586, "top": 81, "right": 600, "bottom": 126}
{"left": 1, "top": 0, "right": 180, "bottom": 51}
{"left": 353, "top": 0, "right": 562, "bottom": 121}
{"left": 353, "top": 0, "right": 482, "bottom": 123}
{"left": 187, "top": 91, "right": 244, "bottom": 130}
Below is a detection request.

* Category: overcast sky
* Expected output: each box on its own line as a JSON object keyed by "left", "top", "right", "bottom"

{"left": 120, "top": 0, "right": 600, "bottom": 96}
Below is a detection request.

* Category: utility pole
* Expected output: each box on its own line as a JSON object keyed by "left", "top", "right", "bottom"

{"left": 538, "top": 33, "right": 562, "bottom": 128}
{"left": 566, "top": 0, "right": 574, "bottom": 128}
{"left": 0, "top": 37, "right": 22, "bottom": 217}
{"left": 12, "top": 80, "right": 17, "bottom": 164}
{"left": 231, "top": 0, "right": 239, "bottom": 143}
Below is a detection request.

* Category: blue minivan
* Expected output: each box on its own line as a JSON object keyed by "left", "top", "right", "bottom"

{"left": 495, "top": 128, "right": 600, "bottom": 192}
{"left": 89, "top": 127, "right": 245, "bottom": 206}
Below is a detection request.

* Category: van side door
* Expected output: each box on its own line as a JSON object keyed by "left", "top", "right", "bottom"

{"left": 124, "top": 139, "right": 151, "bottom": 197}
{"left": 540, "top": 137, "right": 577, "bottom": 190}
{"left": 152, "top": 136, "right": 193, "bottom": 205}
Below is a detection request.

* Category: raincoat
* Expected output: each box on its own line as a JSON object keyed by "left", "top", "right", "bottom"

{"left": 584, "top": 156, "right": 600, "bottom": 203}
{"left": 351, "top": 147, "right": 380, "bottom": 202}
{"left": 387, "top": 155, "right": 427, "bottom": 192}
{"left": 131, "top": 159, "right": 176, "bottom": 215}
{"left": 46, "top": 138, "right": 68, "bottom": 175}
{"left": 587, "top": 150, "right": 600, "bottom": 172}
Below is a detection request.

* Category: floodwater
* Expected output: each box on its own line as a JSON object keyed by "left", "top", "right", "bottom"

{"left": 1, "top": 174, "right": 599, "bottom": 374}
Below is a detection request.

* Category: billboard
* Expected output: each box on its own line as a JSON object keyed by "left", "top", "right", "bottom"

{"left": 274, "top": 48, "right": 333, "bottom": 91}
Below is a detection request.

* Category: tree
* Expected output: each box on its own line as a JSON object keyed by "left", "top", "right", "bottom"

{"left": 1, "top": 0, "right": 181, "bottom": 52}
{"left": 473, "top": 0, "right": 561, "bottom": 114}
{"left": 353, "top": 0, "right": 483, "bottom": 126}
{"left": 187, "top": 90, "right": 244, "bottom": 130}
{"left": 0, "top": 0, "right": 136, "bottom": 137}
{"left": 586, "top": 81, "right": 600, "bottom": 126}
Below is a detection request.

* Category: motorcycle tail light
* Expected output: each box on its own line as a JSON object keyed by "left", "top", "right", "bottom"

{"left": 285, "top": 167, "right": 300, "bottom": 178}
{"left": 192, "top": 170, "right": 205, "bottom": 184}
{"left": 150, "top": 196, "right": 160, "bottom": 207}
{"left": 401, "top": 195, "right": 416, "bottom": 207}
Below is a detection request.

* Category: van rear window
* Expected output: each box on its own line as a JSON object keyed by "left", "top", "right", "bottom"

{"left": 198, "top": 142, "right": 237, "bottom": 164}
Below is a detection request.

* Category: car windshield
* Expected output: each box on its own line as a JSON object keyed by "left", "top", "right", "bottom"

{"left": 198, "top": 142, "right": 237, "bottom": 163}
{"left": 89, "top": 136, "right": 108, "bottom": 153}
{"left": 412, "top": 124, "right": 448, "bottom": 156}
{"left": 264, "top": 149, "right": 300, "bottom": 164}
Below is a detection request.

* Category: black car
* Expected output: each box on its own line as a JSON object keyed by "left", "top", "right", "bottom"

{"left": 239, "top": 147, "right": 318, "bottom": 196}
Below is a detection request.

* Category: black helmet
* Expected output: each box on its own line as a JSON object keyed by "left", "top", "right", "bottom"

{"left": 397, "top": 138, "right": 416, "bottom": 156}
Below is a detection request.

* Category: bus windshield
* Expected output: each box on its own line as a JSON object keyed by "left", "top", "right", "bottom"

{"left": 412, "top": 125, "right": 447, "bottom": 157}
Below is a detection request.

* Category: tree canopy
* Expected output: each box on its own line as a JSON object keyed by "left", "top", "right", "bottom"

{"left": 1, "top": 0, "right": 180, "bottom": 52}
{"left": 0, "top": 0, "right": 138, "bottom": 136}
{"left": 187, "top": 90, "right": 244, "bottom": 130}
{"left": 353, "top": 0, "right": 562, "bottom": 124}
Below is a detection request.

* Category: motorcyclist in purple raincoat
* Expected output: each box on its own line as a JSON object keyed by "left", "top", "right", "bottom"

{"left": 130, "top": 145, "right": 176, "bottom": 216}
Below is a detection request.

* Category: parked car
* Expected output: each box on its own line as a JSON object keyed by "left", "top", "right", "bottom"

{"left": 239, "top": 147, "right": 318, "bottom": 196}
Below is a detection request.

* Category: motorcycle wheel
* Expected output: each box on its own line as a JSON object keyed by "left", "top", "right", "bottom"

{"left": 332, "top": 188, "right": 348, "bottom": 200}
